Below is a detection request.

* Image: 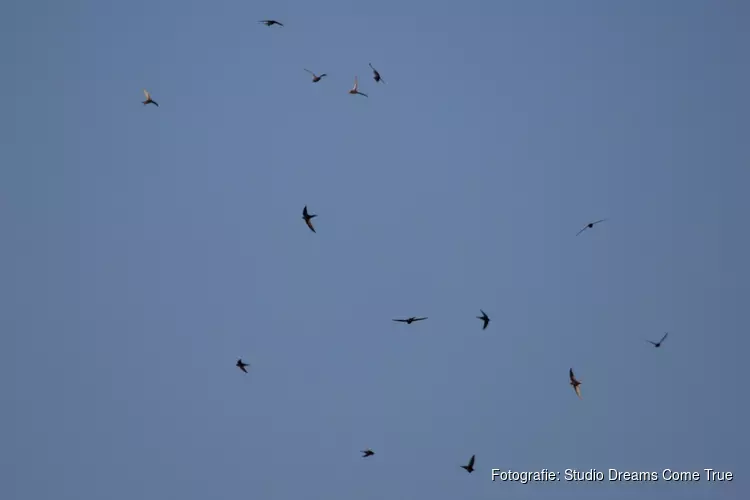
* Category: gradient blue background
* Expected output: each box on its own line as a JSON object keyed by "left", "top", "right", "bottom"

{"left": 3, "top": 1, "right": 748, "bottom": 499}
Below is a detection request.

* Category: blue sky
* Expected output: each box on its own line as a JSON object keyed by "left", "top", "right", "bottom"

{"left": 3, "top": 1, "right": 748, "bottom": 499}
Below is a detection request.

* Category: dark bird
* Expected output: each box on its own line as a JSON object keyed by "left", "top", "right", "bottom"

{"left": 392, "top": 317, "right": 427, "bottom": 324}
{"left": 236, "top": 359, "right": 249, "bottom": 373}
{"left": 259, "top": 20, "right": 283, "bottom": 27}
{"left": 569, "top": 368, "right": 582, "bottom": 399}
{"left": 647, "top": 332, "right": 669, "bottom": 348}
{"left": 477, "top": 310, "right": 490, "bottom": 330}
{"left": 576, "top": 219, "right": 607, "bottom": 236}
{"left": 302, "top": 205, "right": 317, "bottom": 233}
{"left": 461, "top": 455, "right": 476, "bottom": 473}
{"left": 348, "top": 76, "right": 368, "bottom": 97}
{"left": 142, "top": 89, "right": 158, "bottom": 107}
{"left": 304, "top": 69, "right": 328, "bottom": 82}
{"left": 369, "top": 63, "right": 385, "bottom": 84}
{"left": 361, "top": 449, "right": 375, "bottom": 458}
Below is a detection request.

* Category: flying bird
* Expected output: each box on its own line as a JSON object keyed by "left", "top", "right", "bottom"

{"left": 259, "top": 20, "right": 283, "bottom": 27}
{"left": 461, "top": 455, "right": 475, "bottom": 473}
{"left": 302, "top": 205, "right": 317, "bottom": 233}
{"left": 142, "top": 89, "right": 158, "bottom": 107}
{"left": 576, "top": 219, "right": 607, "bottom": 236}
{"left": 361, "top": 449, "right": 375, "bottom": 458}
{"left": 304, "top": 69, "right": 327, "bottom": 82}
{"left": 477, "top": 310, "right": 490, "bottom": 330}
{"left": 647, "top": 332, "right": 669, "bottom": 348}
{"left": 348, "top": 76, "right": 368, "bottom": 97}
{"left": 393, "top": 317, "right": 427, "bottom": 324}
{"left": 569, "top": 368, "right": 582, "bottom": 399}
{"left": 369, "top": 63, "right": 385, "bottom": 84}
{"left": 236, "top": 359, "right": 249, "bottom": 373}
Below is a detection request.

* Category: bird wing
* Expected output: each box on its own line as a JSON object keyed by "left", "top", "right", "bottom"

{"left": 468, "top": 455, "right": 475, "bottom": 468}
{"left": 369, "top": 63, "right": 375, "bottom": 70}
{"left": 276, "top": 21, "right": 284, "bottom": 26}
{"left": 303, "top": 205, "right": 309, "bottom": 217}
{"left": 354, "top": 76, "right": 358, "bottom": 90}
{"left": 574, "top": 385, "right": 582, "bottom": 399}
{"left": 306, "top": 219, "right": 316, "bottom": 233}
{"left": 143, "top": 89, "right": 150, "bottom": 99}
{"left": 646, "top": 340, "right": 658, "bottom": 346}
{"left": 660, "top": 332, "right": 669, "bottom": 343}
{"left": 569, "top": 368, "right": 575, "bottom": 381}
{"left": 304, "top": 69, "right": 314, "bottom": 75}
{"left": 414, "top": 317, "right": 427, "bottom": 321}
{"left": 576, "top": 226, "right": 588, "bottom": 236}
{"left": 482, "top": 318, "right": 489, "bottom": 330}
{"left": 393, "top": 319, "right": 407, "bottom": 323}
{"left": 592, "top": 219, "right": 607, "bottom": 225}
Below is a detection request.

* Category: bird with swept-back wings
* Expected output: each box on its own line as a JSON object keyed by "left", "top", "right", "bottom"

{"left": 477, "top": 310, "right": 490, "bottom": 330}
{"left": 576, "top": 219, "right": 607, "bottom": 236}
{"left": 647, "top": 332, "right": 669, "bottom": 348}
{"left": 348, "top": 76, "right": 368, "bottom": 97}
{"left": 142, "top": 89, "right": 158, "bottom": 107}
{"left": 302, "top": 205, "right": 317, "bottom": 233}
{"left": 392, "top": 317, "right": 427, "bottom": 325}
{"left": 369, "top": 63, "right": 385, "bottom": 84}
{"left": 259, "top": 19, "right": 283, "bottom": 27}
{"left": 461, "top": 454, "right": 475, "bottom": 473}
{"left": 361, "top": 449, "right": 375, "bottom": 458}
{"left": 236, "top": 359, "right": 249, "bottom": 373}
{"left": 304, "top": 69, "right": 327, "bottom": 83}
{"left": 569, "top": 368, "right": 582, "bottom": 399}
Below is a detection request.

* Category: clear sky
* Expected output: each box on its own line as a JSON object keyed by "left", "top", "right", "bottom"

{"left": 3, "top": 1, "right": 748, "bottom": 499}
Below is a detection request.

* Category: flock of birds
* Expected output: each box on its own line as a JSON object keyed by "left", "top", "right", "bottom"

{"left": 141, "top": 18, "right": 674, "bottom": 477}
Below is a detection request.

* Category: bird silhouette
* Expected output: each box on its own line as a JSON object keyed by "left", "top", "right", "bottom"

{"left": 477, "top": 310, "right": 490, "bottom": 330}
{"left": 236, "top": 359, "right": 249, "bottom": 373}
{"left": 304, "top": 69, "right": 327, "bottom": 83}
{"left": 369, "top": 63, "right": 385, "bottom": 83}
{"left": 569, "top": 368, "right": 582, "bottom": 399}
{"left": 302, "top": 205, "right": 317, "bottom": 233}
{"left": 647, "top": 332, "right": 669, "bottom": 348}
{"left": 461, "top": 454, "right": 476, "bottom": 473}
{"left": 142, "top": 89, "right": 158, "bottom": 107}
{"left": 576, "top": 219, "right": 607, "bottom": 236}
{"left": 348, "top": 76, "right": 368, "bottom": 97}
{"left": 361, "top": 449, "right": 375, "bottom": 458}
{"left": 392, "top": 317, "right": 427, "bottom": 324}
{"left": 259, "top": 20, "right": 283, "bottom": 27}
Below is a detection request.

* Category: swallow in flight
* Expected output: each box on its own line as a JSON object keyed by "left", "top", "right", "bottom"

{"left": 576, "top": 219, "right": 607, "bottom": 236}
{"left": 142, "top": 89, "right": 159, "bottom": 107}
{"left": 304, "top": 69, "right": 328, "bottom": 82}
{"left": 369, "top": 63, "right": 385, "bottom": 83}
{"left": 461, "top": 454, "right": 475, "bottom": 473}
{"left": 361, "top": 449, "right": 375, "bottom": 457}
{"left": 569, "top": 368, "right": 582, "bottom": 399}
{"left": 392, "top": 317, "right": 427, "bottom": 324}
{"left": 348, "top": 76, "right": 368, "bottom": 97}
{"left": 647, "top": 332, "right": 669, "bottom": 348}
{"left": 477, "top": 310, "right": 490, "bottom": 330}
{"left": 236, "top": 359, "right": 249, "bottom": 373}
{"left": 302, "top": 205, "right": 317, "bottom": 233}
{"left": 259, "top": 20, "right": 283, "bottom": 27}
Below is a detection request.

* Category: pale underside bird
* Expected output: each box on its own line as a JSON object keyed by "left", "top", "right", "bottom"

{"left": 142, "top": 89, "right": 158, "bottom": 107}
{"left": 349, "top": 76, "right": 368, "bottom": 97}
